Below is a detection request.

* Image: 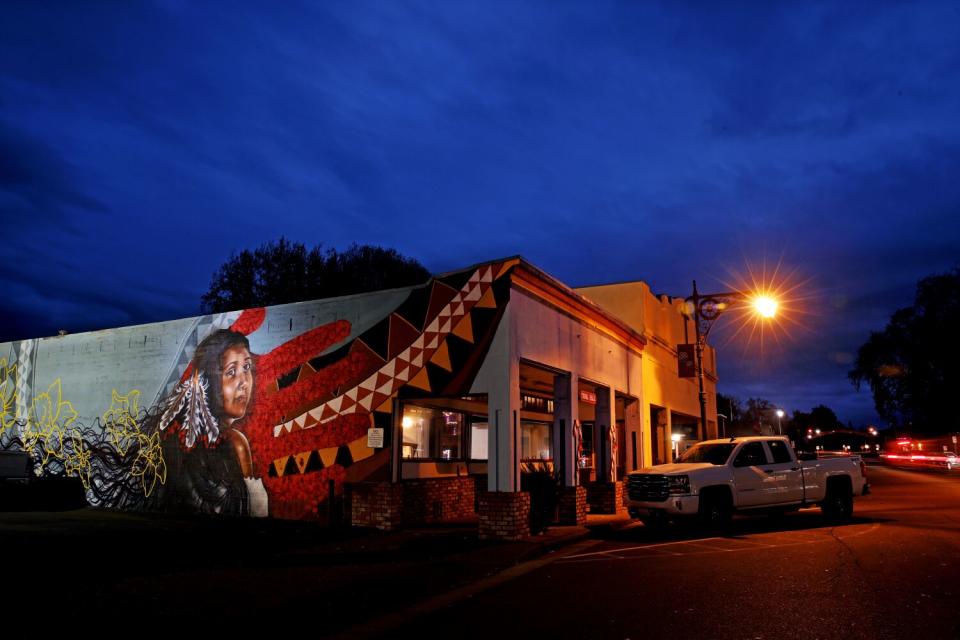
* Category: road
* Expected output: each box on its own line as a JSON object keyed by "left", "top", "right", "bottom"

{"left": 385, "top": 464, "right": 960, "bottom": 640}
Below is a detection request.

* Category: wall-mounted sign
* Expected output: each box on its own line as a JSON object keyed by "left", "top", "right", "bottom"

{"left": 367, "top": 427, "right": 385, "bottom": 449}
{"left": 678, "top": 344, "right": 696, "bottom": 378}
{"left": 579, "top": 390, "right": 597, "bottom": 405}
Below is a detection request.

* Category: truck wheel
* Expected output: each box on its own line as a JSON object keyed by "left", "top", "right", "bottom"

{"left": 698, "top": 490, "right": 731, "bottom": 529}
{"left": 822, "top": 481, "right": 854, "bottom": 522}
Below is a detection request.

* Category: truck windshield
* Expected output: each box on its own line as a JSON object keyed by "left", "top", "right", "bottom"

{"left": 677, "top": 443, "right": 736, "bottom": 465}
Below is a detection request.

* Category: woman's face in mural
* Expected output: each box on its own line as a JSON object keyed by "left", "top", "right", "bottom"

{"left": 220, "top": 345, "right": 253, "bottom": 422}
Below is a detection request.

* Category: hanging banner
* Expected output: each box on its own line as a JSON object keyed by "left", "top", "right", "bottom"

{"left": 678, "top": 344, "right": 696, "bottom": 378}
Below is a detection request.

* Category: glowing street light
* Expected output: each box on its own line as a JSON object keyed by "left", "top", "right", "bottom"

{"left": 776, "top": 409, "right": 785, "bottom": 435}
{"left": 753, "top": 296, "right": 778, "bottom": 318}
{"left": 684, "top": 281, "right": 781, "bottom": 440}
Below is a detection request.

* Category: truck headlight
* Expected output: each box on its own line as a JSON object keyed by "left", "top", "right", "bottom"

{"left": 668, "top": 475, "right": 690, "bottom": 495}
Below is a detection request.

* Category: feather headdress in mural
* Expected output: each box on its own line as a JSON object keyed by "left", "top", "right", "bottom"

{"left": 158, "top": 370, "right": 219, "bottom": 448}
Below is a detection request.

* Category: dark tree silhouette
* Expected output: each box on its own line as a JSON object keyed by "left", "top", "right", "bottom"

{"left": 849, "top": 268, "right": 960, "bottom": 434}
{"left": 201, "top": 239, "right": 431, "bottom": 313}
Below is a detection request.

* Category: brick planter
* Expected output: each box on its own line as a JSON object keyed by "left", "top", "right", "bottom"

{"left": 402, "top": 477, "right": 476, "bottom": 525}
{"left": 586, "top": 480, "right": 624, "bottom": 514}
{"left": 478, "top": 491, "right": 530, "bottom": 541}
{"left": 347, "top": 482, "right": 403, "bottom": 531}
{"left": 556, "top": 485, "right": 587, "bottom": 525}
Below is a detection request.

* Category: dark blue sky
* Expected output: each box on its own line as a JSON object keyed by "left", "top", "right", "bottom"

{"left": 2, "top": 2, "right": 959, "bottom": 427}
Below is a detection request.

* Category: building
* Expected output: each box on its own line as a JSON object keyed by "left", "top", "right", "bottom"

{"left": 0, "top": 257, "right": 716, "bottom": 539}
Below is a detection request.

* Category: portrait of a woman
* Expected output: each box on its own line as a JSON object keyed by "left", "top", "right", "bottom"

{"left": 153, "top": 329, "right": 268, "bottom": 517}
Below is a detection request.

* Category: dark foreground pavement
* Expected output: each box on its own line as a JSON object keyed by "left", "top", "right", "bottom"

{"left": 0, "top": 504, "right": 624, "bottom": 633}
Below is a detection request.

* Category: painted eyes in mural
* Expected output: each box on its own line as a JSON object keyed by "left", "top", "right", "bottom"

{"left": 220, "top": 346, "right": 253, "bottom": 423}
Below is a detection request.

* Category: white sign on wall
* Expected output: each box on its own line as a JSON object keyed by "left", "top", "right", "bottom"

{"left": 367, "top": 427, "right": 385, "bottom": 449}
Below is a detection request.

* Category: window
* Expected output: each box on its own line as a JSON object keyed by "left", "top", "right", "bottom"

{"left": 767, "top": 440, "right": 793, "bottom": 464}
{"left": 733, "top": 442, "right": 768, "bottom": 467}
{"left": 401, "top": 405, "right": 463, "bottom": 460}
{"left": 470, "top": 418, "right": 488, "bottom": 460}
{"left": 521, "top": 421, "right": 552, "bottom": 461}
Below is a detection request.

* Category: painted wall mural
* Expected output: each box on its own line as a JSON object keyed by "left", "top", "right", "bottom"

{"left": 0, "top": 259, "right": 515, "bottom": 520}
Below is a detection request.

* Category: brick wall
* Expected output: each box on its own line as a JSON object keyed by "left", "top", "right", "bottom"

{"left": 402, "top": 477, "right": 477, "bottom": 525}
{"left": 586, "top": 480, "right": 624, "bottom": 514}
{"left": 557, "top": 485, "right": 587, "bottom": 525}
{"left": 347, "top": 481, "right": 403, "bottom": 531}
{"left": 478, "top": 491, "right": 530, "bottom": 541}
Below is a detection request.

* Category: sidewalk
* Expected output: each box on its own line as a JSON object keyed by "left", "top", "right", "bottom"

{"left": 0, "top": 507, "right": 635, "bottom": 630}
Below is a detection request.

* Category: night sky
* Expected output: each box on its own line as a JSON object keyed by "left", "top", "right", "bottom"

{"left": 2, "top": 2, "right": 959, "bottom": 428}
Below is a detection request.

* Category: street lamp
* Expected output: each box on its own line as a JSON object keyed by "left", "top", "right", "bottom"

{"left": 776, "top": 409, "right": 784, "bottom": 435}
{"left": 685, "top": 280, "right": 778, "bottom": 441}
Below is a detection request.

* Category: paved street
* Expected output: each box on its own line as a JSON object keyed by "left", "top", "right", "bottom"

{"left": 5, "top": 463, "right": 960, "bottom": 638}
{"left": 382, "top": 465, "right": 960, "bottom": 640}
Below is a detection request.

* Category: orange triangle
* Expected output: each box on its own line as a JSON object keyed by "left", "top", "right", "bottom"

{"left": 388, "top": 313, "right": 421, "bottom": 360}
{"left": 296, "top": 363, "right": 316, "bottom": 383}
{"left": 375, "top": 397, "right": 393, "bottom": 413}
{"left": 475, "top": 286, "right": 497, "bottom": 310}
{"left": 451, "top": 314, "right": 474, "bottom": 343}
{"left": 273, "top": 457, "right": 290, "bottom": 478}
{"left": 430, "top": 341, "right": 452, "bottom": 372}
{"left": 407, "top": 367, "right": 432, "bottom": 392}
{"left": 495, "top": 258, "right": 520, "bottom": 280}
{"left": 295, "top": 451, "right": 312, "bottom": 474}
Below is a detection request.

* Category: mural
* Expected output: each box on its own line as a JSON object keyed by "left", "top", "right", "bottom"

{"left": 0, "top": 259, "right": 515, "bottom": 520}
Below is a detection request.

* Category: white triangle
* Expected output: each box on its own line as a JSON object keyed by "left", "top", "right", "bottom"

{"left": 468, "top": 269, "right": 481, "bottom": 284}
{"left": 360, "top": 375, "right": 377, "bottom": 392}
{"left": 346, "top": 387, "right": 359, "bottom": 401}
{"left": 464, "top": 285, "right": 482, "bottom": 302}
{"left": 426, "top": 318, "right": 440, "bottom": 333}
{"left": 426, "top": 335, "right": 439, "bottom": 350}
{"left": 294, "top": 415, "right": 306, "bottom": 429}
{"left": 382, "top": 360, "right": 396, "bottom": 378}
{"left": 439, "top": 318, "right": 452, "bottom": 333}
{"left": 377, "top": 379, "right": 394, "bottom": 395}
{"left": 398, "top": 347, "right": 411, "bottom": 362}
{"left": 273, "top": 425, "right": 283, "bottom": 437}
{"left": 411, "top": 353, "right": 424, "bottom": 368}
{"left": 309, "top": 406, "right": 323, "bottom": 421}
{"left": 452, "top": 303, "right": 464, "bottom": 317}
{"left": 395, "top": 366, "right": 410, "bottom": 382}
{"left": 358, "top": 395, "right": 374, "bottom": 411}
{"left": 480, "top": 266, "right": 493, "bottom": 283}
{"left": 411, "top": 336, "right": 425, "bottom": 350}
{"left": 328, "top": 396, "right": 343, "bottom": 412}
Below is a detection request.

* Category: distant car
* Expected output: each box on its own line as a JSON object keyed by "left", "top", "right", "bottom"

{"left": 883, "top": 451, "right": 960, "bottom": 470}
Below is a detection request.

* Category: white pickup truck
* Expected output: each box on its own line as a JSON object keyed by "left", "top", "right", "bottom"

{"left": 625, "top": 436, "right": 870, "bottom": 527}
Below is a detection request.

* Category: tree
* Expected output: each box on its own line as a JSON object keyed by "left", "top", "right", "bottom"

{"left": 201, "top": 239, "right": 431, "bottom": 313}
{"left": 849, "top": 268, "right": 960, "bottom": 434}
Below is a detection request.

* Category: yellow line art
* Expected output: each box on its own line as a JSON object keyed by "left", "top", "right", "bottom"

{"left": 0, "top": 358, "right": 17, "bottom": 436}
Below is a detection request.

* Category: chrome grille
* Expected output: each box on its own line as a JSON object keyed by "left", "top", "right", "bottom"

{"left": 627, "top": 474, "right": 669, "bottom": 502}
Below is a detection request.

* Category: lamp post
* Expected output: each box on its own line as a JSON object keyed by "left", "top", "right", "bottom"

{"left": 776, "top": 409, "right": 784, "bottom": 435}
{"left": 685, "top": 280, "right": 778, "bottom": 441}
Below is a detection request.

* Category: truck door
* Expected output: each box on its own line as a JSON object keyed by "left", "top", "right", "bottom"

{"left": 762, "top": 439, "right": 805, "bottom": 504}
{"left": 731, "top": 442, "right": 770, "bottom": 508}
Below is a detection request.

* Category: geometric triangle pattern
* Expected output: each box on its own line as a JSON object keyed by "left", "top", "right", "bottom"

{"left": 273, "top": 260, "right": 508, "bottom": 438}
{"left": 267, "top": 435, "right": 375, "bottom": 477}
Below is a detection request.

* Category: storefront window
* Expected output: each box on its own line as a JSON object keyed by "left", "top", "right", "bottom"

{"left": 470, "top": 419, "right": 488, "bottom": 460}
{"left": 521, "top": 420, "right": 552, "bottom": 461}
{"left": 401, "top": 405, "right": 463, "bottom": 460}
